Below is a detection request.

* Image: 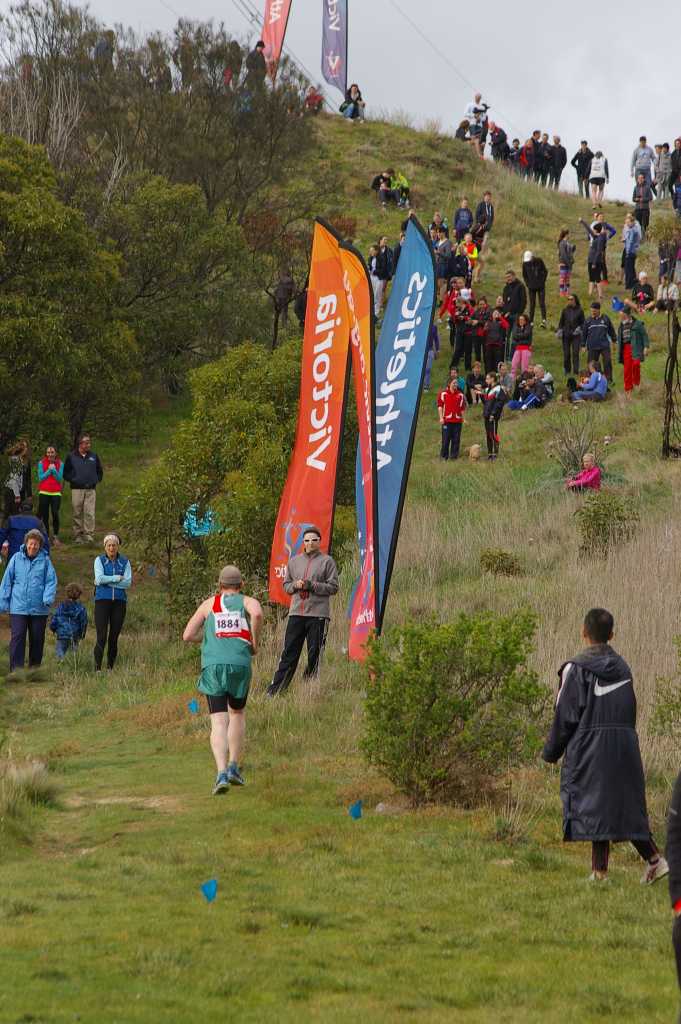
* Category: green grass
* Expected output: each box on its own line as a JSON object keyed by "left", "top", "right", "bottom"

{"left": 1, "top": 115, "right": 680, "bottom": 1022}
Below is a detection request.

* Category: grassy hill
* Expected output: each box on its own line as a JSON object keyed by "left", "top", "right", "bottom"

{"left": 1, "top": 115, "right": 680, "bottom": 1023}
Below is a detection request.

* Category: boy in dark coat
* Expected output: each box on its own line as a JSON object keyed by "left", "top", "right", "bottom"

{"left": 542, "top": 608, "right": 668, "bottom": 884}
{"left": 50, "top": 582, "right": 88, "bottom": 660}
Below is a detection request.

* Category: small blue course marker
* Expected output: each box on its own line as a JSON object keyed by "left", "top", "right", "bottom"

{"left": 611, "top": 297, "right": 625, "bottom": 312}
{"left": 201, "top": 879, "right": 218, "bottom": 903}
{"left": 188, "top": 699, "right": 199, "bottom": 714}
{"left": 348, "top": 799, "right": 363, "bottom": 820}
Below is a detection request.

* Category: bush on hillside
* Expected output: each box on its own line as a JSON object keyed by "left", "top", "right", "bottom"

{"left": 480, "top": 548, "right": 523, "bottom": 577}
{"left": 362, "top": 610, "right": 548, "bottom": 806}
{"left": 575, "top": 491, "right": 639, "bottom": 554}
{"left": 547, "top": 407, "right": 604, "bottom": 478}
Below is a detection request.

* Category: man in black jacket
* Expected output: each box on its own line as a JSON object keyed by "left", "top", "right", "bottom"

{"left": 539, "top": 133, "right": 553, "bottom": 187}
{"left": 531, "top": 130, "right": 543, "bottom": 183}
{"left": 571, "top": 140, "right": 594, "bottom": 198}
{"left": 63, "top": 434, "right": 104, "bottom": 544}
{"left": 550, "top": 135, "right": 567, "bottom": 190}
{"left": 488, "top": 124, "right": 507, "bottom": 162}
{"left": 501, "top": 269, "right": 527, "bottom": 334}
{"left": 543, "top": 608, "right": 668, "bottom": 884}
{"left": 667, "top": 771, "right": 681, "bottom": 1010}
{"left": 475, "top": 191, "right": 495, "bottom": 248}
{"left": 521, "top": 250, "right": 548, "bottom": 327}
{"left": 582, "top": 301, "right": 616, "bottom": 381}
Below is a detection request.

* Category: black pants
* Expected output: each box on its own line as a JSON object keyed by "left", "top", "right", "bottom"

{"left": 451, "top": 327, "right": 474, "bottom": 370}
{"left": 592, "top": 837, "right": 658, "bottom": 872}
{"left": 635, "top": 208, "right": 650, "bottom": 234}
{"left": 9, "top": 614, "right": 47, "bottom": 671}
{"left": 268, "top": 615, "right": 328, "bottom": 695}
{"left": 484, "top": 344, "right": 503, "bottom": 375}
{"left": 562, "top": 334, "right": 581, "bottom": 375}
{"left": 551, "top": 171, "right": 562, "bottom": 190}
{"left": 94, "top": 599, "right": 127, "bottom": 669}
{"left": 440, "top": 422, "right": 462, "bottom": 460}
{"left": 485, "top": 417, "right": 500, "bottom": 456}
{"left": 587, "top": 347, "right": 612, "bottom": 382}
{"left": 624, "top": 253, "right": 637, "bottom": 289}
{"left": 38, "top": 494, "right": 61, "bottom": 537}
{"left": 528, "top": 287, "right": 546, "bottom": 323}
{"left": 577, "top": 175, "right": 589, "bottom": 198}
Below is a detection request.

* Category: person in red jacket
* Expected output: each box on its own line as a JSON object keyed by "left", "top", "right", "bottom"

{"left": 37, "top": 445, "right": 64, "bottom": 545}
{"left": 437, "top": 379, "right": 466, "bottom": 460}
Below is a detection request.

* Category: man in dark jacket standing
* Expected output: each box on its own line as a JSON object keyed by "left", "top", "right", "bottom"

{"left": 267, "top": 526, "right": 339, "bottom": 696}
{"left": 474, "top": 191, "right": 495, "bottom": 249}
{"left": 543, "top": 608, "right": 668, "bottom": 884}
{"left": 550, "top": 135, "right": 567, "bottom": 189}
{"left": 501, "top": 269, "right": 527, "bottom": 334}
{"left": 583, "top": 301, "right": 616, "bottom": 381}
{"left": 63, "top": 435, "right": 103, "bottom": 545}
{"left": 571, "top": 140, "right": 594, "bottom": 198}
{"left": 521, "top": 250, "right": 548, "bottom": 327}
{"left": 632, "top": 173, "right": 654, "bottom": 236}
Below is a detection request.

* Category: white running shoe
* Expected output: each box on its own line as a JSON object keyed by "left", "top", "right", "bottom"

{"left": 641, "top": 856, "right": 669, "bottom": 885}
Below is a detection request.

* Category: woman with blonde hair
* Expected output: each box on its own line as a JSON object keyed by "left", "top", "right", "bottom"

{"left": 93, "top": 533, "right": 132, "bottom": 670}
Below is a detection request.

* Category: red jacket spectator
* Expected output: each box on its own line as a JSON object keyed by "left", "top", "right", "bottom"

{"left": 437, "top": 387, "right": 466, "bottom": 423}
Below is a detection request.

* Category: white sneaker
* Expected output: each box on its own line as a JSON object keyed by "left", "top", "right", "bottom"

{"left": 641, "top": 856, "right": 669, "bottom": 885}
{"left": 588, "top": 871, "right": 610, "bottom": 884}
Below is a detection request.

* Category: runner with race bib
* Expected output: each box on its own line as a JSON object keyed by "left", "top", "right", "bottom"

{"left": 183, "top": 564, "right": 263, "bottom": 795}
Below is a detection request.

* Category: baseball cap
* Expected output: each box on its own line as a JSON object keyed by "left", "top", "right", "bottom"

{"left": 523, "top": 251, "right": 532, "bottom": 262}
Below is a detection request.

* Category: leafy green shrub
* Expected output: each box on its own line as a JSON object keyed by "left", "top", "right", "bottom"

{"left": 362, "top": 610, "right": 548, "bottom": 806}
{"left": 480, "top": 548, "right": 523, "bottom": 577}
{"left": 575, "top": 491, "right": 639, "bottom": 554}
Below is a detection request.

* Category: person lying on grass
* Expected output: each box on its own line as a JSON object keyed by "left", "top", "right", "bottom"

{"left": 542, "top": 608, "right": 668, "bottom": 885}
{"left": 566, "top": 453, "right": 601, "bottom": 492}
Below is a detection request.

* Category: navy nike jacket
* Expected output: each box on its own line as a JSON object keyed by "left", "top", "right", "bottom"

{"left": 542, "top": 644, "right": 650, "bottom": 842}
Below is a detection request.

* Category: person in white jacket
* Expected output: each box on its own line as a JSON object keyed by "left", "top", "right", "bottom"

{"left": 588, "top": 151, "right": 609, "bottom": 204}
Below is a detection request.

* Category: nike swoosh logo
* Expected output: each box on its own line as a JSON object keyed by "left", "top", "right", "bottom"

{"left": 594, "top": 679, "right": 631, "bottom": 697}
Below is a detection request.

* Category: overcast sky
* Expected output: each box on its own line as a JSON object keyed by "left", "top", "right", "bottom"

{"left": 85, "top": 0, "right": 679, "bottom": 200}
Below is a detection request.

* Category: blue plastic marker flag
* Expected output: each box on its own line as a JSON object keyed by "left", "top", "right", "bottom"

{"left": 147, "top": 565, "right": 157, "bottom": 577}
{"left": 348, "top": 800, "right": 363, "bottom": 820}
{"left": 612, "top": 297, "right": 625, "bottom": 312}
{"left": 188, "top": 699, "right": 199, "bottom": 715}
{"left": 201, "top": 879, "right": 218, "bottom": 903}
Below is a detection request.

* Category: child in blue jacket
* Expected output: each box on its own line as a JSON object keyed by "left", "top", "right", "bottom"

{"left": 50, "top": 583, "right": 88, "bottom": 659}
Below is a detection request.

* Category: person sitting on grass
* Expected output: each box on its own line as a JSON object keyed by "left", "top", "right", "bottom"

{"left": 566, "top": 453, "right": 601, "bottom": 491}
{"left": 569, "top": 360, "right": 608, "bottom": 402}
{"left": 340, "top": 83, "right": 365, "bottom": 121}
{"left": 656, "top": 274, "right": 679, "bottom": 312}
{"left": 626, "top": 271, "right": 656, "bottom": 313}
{"left": 534, "top": 363, "right": 554, "bottom": 398}
{"left": 506, "top": 367, "right": 550, "bottom": 410}
{"left": 542, "top": 608, "right": 669, "bottom": 886}
{"left": 50, "top": 582, "right": 88, "bottom": 660}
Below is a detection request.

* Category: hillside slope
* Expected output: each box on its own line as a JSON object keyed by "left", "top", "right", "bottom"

{"left": 1, "top": 117, "right": 680, "bottom": 1023}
